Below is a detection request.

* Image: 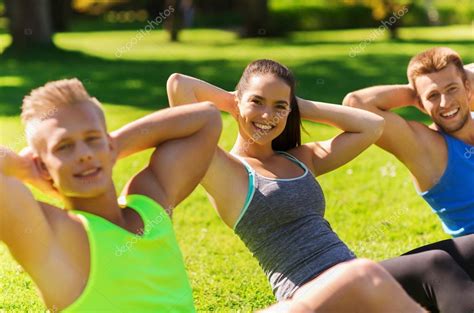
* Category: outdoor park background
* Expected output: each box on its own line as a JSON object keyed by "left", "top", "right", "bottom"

{"left": 0, "top": 0, "right": 473, "bottom": 311}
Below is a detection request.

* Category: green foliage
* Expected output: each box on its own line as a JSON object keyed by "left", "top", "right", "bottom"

{"left": 0, "top": 25, "right": 472, "bottom": 311}
{"left": 270, "top": 4, "right": 377, "bottom": 33}
{"left": 269, "top": 0, "right": 472, "bottom": 31}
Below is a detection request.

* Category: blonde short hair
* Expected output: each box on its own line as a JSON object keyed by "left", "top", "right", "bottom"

{"left": 21, "top": 78, "right": 106, "bottom": 147}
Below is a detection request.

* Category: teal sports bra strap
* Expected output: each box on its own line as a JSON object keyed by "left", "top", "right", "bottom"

{"left": 276, "top": 151, "right": 309, "bottom": 172}
{"left": 230, "top": 153, "right": 256, "bottom": 230}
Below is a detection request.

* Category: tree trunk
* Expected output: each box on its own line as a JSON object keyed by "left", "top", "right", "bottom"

{"left": 388, "top": 26, "right": 398, "bottom": 39}
{"left": 50, "top": 0, "right": 72, "bottom": 32}
{"left": 240, "top": 0, "right": 268, "bottom": 38}
{"left": 164, "top": 0, "right": 182, "bottom": 42}
{"left": 381, "top": 0, "right": 412, "bottom": 40}
{"left": 5, "top": 0, "right": 54, "bottom": 47}
{"left": 147, "top": 0, "right": 166, "bottom": 18}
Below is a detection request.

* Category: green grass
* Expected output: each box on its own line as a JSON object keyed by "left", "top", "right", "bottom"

{"left": 0, "top": 25, "right": 473, "bottom": 311}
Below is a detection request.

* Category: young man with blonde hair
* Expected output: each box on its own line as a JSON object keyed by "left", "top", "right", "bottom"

{"left": 0, "top": 78, "right": 222, "bottom": 311}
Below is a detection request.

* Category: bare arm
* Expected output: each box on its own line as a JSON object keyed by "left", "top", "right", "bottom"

{"left": 0, "top": 147, "right": 54, "bottom": 269}
{"left": 345, "top": 63, "right": 474, "bottom": 111}
{"left": 342, "top": 82, "right": 439, "bottom": 186}
{"left": 0, "top": 147, "right": 27, "bottom": 177}
{"left": 111, "top": 102, "right": 222, "bottom": 209}
{"left": 112, "top": 103, "right": 221, "bottom": 160}
{"left": 166, "top": 73, "right": 248, "bottom": 227}
{"left": 0, "top": 146, "right": 59, "bottom": 197}
{"left": 465, "top": 63, "right": 474, "bottom": 110}
{"left": 167, "top": 73, "right": 237, "bottom": 115}
{"left": 297, "top": 98, "right": 384, "bottom": 176}
{"left": 342, "top": 84, "right": 418, "bottom": 112}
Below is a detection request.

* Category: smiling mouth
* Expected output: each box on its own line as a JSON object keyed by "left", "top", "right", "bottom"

{"left": 74, "top": 167, "right": 102, "bottom": 179}
{"left": 252, "top": 122, "right": 276, "bottom": 131}
{"left": 440, "top": 108, "right": 460, "bottom": 119}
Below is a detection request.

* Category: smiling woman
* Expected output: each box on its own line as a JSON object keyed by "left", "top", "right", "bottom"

{"left": 165, "top": 59, "right": 474, "bottom": 312}
{"left": 234, "top": 60, "right": 300, "bottom": 153}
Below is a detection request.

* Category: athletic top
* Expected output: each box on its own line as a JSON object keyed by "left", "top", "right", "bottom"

{"left": 63, "top": 194, "right": 195, "bottom": 312}
{"left": 419, "top": 112, "right": 474, "bottom": 237}
{"left": 233, "top": 151, "right": 355, "bottom": 300}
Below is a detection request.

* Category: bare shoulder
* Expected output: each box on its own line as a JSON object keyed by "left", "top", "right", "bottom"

{"left": 287, "top": 145, "right": 317, "bottom": 174}
{"left": 38, "top": 202, "right": 89, "bottom": 266}
{"left": 406, "top": 120, "right": 444, "bottom": 147}
{"left": 400, "top": 120, "right": 448, "bottom": 189}
{"left": 408, "top": 120, "right": 447, "bottom": 157}
{"left": 121, "top": 166, "right": 169, "bottom": 211}
{"left": 39, "top": 202, "right": 86, "bottom": 238}
{"left": 382, "top": 117, "right": 443, "bottom": 160}
{"left": 29, "top": 203, "right": 90, "bottom": 310}
{"left": 202, "top": 147, "right": 251, "bottom": 228}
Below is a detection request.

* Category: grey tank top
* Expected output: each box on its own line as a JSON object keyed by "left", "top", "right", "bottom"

{"left": 233, "top": 151, "right": 355, "bottom": 300}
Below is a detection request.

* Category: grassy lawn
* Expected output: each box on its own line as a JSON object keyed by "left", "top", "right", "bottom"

{"left": 0, "top": 25, "right": 472, "bottom": 311}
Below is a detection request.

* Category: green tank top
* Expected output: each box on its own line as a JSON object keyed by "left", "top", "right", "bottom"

{"left": 63, "top": 194, "right": 195, "bottom": 312}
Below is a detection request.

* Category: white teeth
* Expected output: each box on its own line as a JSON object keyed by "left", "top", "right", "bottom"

{"left": 254, "top": 122, "right": 274, "bottom": 130}
{"left": 441, "top": 108, "right": 459, "bottom": 117}
{"left": 78, "top": 168, "right": 99, "bottom": 176}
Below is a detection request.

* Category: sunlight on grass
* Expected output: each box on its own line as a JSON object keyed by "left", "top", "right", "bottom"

{"left": 0, "top": 25, "right": 469, "bottom": 311}
{"left": 0, "top": 34, "right": 11, "bottom": 53}
{"left": 0, "top": 76, "right": 25, "bottom": 87}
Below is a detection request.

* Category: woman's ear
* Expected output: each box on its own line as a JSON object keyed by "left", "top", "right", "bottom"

{"left": 231, "top": 92, "right": 241, "bottom": 119}
{"left": 107, "top": 133, "right": 118, "bottom": 165}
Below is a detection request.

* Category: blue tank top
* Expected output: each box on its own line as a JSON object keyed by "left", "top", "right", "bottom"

{"left": 419, "top": 116, "right": 474, "bottom": 237}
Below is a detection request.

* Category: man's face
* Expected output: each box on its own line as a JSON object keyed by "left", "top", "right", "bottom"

{"left": 415, "top": 63, "right": 472, "bottom": 134}
{"left": 33, "top": 103, "right": 115, "bottom": 198}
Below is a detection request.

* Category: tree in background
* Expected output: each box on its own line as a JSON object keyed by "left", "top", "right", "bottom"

{"left": 164, "top": 0, "right": 182, "bottom": 41}
{"left": 146, "top": 0, "right": 166, "bottom": 19}
{"left": 341, "top": 0, "right": 413, "bottom": 39}
{"left": 51, "top": 0, "right": 73, "bottom": 32}
{"left": 240, "top": 0, "right": 268, "bottom": 38}
{"left": 5, "top": 0, "right": 54, "bottom": 47}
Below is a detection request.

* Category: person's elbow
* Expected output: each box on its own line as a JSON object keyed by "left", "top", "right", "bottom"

{"left": 201, "top": 101, "right": 223, "bottom": 137}
{"left": 0, "top": 173, "right": 16, "bottom": 241}
{"left": 166, "top": 73, "right": 184, "bottom": 105}
{"left": 208, "top": 102, "right": 223, "bottom": 136}
{"left": 167, "top": 73, "right": 183, "bottom": 87}
{"left": 342, "top": 92, "right": 365, "bottom": 109}
{"left": 369, "top": 114, "right": 385, "bottom": 141}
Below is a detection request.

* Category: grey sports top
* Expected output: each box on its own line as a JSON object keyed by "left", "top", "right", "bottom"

{"left": 233, "top": 151, "right": 355, "bottom": 300}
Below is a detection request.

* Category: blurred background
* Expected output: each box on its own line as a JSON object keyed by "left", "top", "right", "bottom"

{"left": 0, "top": 0, "right": 473, "bottom": 311}
{"left": 0, "top": 0, "right": 472, "bottom": 117}
{"left": 1, "top": 0, "right": 473, "bottom": 45}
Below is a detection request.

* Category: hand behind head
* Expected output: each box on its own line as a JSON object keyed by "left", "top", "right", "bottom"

{"left": 19, "top": 147, "right": 61, "bottom": 199}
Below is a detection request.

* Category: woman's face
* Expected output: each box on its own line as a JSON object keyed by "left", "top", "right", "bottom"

{"left": 237, "top": 74, "right": 292, "bottom": 146}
